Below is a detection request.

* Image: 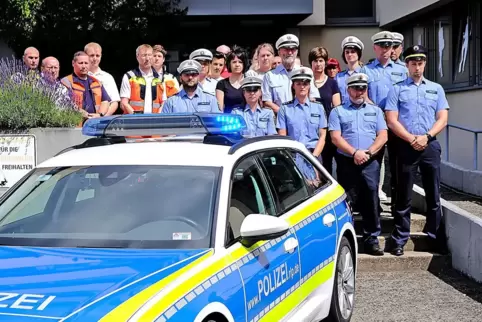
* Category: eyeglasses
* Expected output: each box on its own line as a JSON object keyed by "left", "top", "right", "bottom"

{"left": 351, "top": 85, "right": 367, "bottom": 91}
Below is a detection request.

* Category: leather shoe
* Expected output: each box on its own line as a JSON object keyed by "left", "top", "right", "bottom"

{"left": 365, "top": 243, "right": 384, "bottom": 256}
{"left": 391, "top": 246, "right": 404, "bottom": 256}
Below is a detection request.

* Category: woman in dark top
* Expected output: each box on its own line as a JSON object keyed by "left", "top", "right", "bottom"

{"left": 309, "top": 47, "right": 342, "bottom": 176}
{"left": 215, "top": 46, "right": 249, "bottom": 113}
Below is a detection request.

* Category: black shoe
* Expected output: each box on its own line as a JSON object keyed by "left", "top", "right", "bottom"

{"left": 391, "top": 246, "right": 404, "bottom": 256}
{"left": 365, "top": 243, "right": 384, "bottom": 256}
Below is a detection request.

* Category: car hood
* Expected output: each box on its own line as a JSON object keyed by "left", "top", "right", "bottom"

{"left": 0, "top": 246, "right": 212, "bottom": 321}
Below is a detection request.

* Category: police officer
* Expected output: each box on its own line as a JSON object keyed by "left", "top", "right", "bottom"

{"left": 189, "top": 49, "right": 218, "bottom": 95}
{"left": 385, "top": 45, "right": 449, "bottom": 256}
{"left": 277, "top": 67, "right": 326, "bottom": 160}
{"left": 162, "top": 60, "right": 220, "bottom": 113}
{"left": 362, "top": 31, "right": 409, "bottom": 205}
{"left": 391, "top": 32, "right": 405, "bottom": 66}
{"left": 232, "top": 76, "right": 276, "bottom": 137}
{"left": 336, "top": 36, "right": 364, "bottom": 105}
{"left": 262, "top": 34, "right": 320, "bottom": 113}
{"left": 329, "top": 73, "right": 388, "bottom": 256}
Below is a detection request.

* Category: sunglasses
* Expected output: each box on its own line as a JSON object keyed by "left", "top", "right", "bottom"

{"left": 351, "top": 85, "right": 367, "bottom": 91}
{"left": 182, "top": 72, "right": 199, "bottom": 76}
{"left": 244, "top": 86, "right": 260, "bottom": 92}
{"left": 392, "top": 44, "right": 401, "bottom": 49}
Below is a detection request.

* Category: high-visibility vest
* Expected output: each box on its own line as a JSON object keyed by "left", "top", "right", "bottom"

{"left": 163, "top": 73, "right": 179, "bottom": 98}
{"left": 125, "top": 68, "right": 164, "bottom": 114}
{"left": 60, "top": 74, "right": 102, "bottom": 112}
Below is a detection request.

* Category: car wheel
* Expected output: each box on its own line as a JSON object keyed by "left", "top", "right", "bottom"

{"left": 327, "top": 236, "right": 355, "bottom": 322}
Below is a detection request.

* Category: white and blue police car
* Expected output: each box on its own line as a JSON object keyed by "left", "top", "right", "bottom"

{"left": 0, "top": 113, "right": 357, "bottom": 322}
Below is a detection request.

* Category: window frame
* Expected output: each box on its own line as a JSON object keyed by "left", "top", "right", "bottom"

{"left": 325, "top": 0, "right": 377, "bottom": 26}
{"left": 224, "top": 153, "right": 278, "bottom": 248}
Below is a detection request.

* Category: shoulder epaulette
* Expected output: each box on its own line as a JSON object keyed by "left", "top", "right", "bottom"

{"left": 282, "top": 99, "right": 294, "bottom": 105}
{"left": 202, "top": 90, "right": 216, "bottom": 96}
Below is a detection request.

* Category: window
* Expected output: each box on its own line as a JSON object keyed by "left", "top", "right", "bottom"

{"left": 258, "top": 150, "right": 310, "bottom": 211}
{"left": 228, "top": 156, "right": 276, "bottom": 240}
{"left": 325, "top": 0, "right": 376, "bottom": 25}
{"left": 290, "top": 150, "right": 330, "bottom": 193}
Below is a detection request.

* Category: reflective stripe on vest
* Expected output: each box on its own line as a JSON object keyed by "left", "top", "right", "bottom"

{"left": 60, "top": 75, "right": 102, "bottom": 112}
{"left": 126, "top": 69, "right": 164, "bottom": 114}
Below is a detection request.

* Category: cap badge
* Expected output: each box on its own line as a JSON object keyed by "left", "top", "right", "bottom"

{"left": 384, "top": 34, "right": 388, "bottom": 38}
{"left": 200, "top": 50, "right": 204, "bottom": 55}
{"left": 187, "top": 61, "right": 193, "bottom": 66}
{"left": 300, "top": 68, "right": 305, "bottom": 73}
{"left": 287, "top": 35, "right": 292, "bottom": 40}
{"left": 348, "top": 37, "right": 354, "bottom": 42}
{"left": 358, "top": 76, "right": 363, "bottom": 80}
{"left": 414, "top": 45, "right": 419, "bottom": 51}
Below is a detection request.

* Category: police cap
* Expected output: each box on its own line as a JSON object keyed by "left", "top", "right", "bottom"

{"left": 392, "top": 32, "right": 404, "bottom": 45}
{"left": 189, "top": 48, "right": 213, "bottom": 62}
{"left": 275, "top": 34, "right": 299, "bottom": 50}
{"left": 341, "top": 36, "right": 364, "bottom": 51}
{"left": 241, "top": 76, "right": 262, "bottom": 89}
{"left": 403, "top": 45, "right": 427, "bottom": 62}
{"left": 177, "top": 59, "right": 202, "bottom": 75}
{"left": 371, "top": 31, "right": 394, "bottom": 47}
{"left": 290, "top": 67, "right": 314, "bottom": 82}
{"left": 346, "top": 73, "right": 369, "bottom": 87}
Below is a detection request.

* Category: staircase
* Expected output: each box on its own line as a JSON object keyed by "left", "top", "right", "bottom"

{"left": 356, "top": 199, "right": 451, "bottom": 272}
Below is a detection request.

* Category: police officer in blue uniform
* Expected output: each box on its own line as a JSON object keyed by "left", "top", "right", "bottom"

{"left": 391, "top": 32, "right": 405, "bottom": 67}
{"left": 189, "top": 48, "right": 218, "bottom": 95}
{"left": 329, "top": 73, "right": 388, "bottom": 256}
{"left": 362, "top": 31, "right": 409, "bottom": 207}
{"left": 385, "top": 45, "right": 449, "bottom": 256}
{"left": 277, "top": 67, "right": 327, "bottom": 161}
{"left": 336, "top": 36, "right": 364, "bottom": 105}
{"left": 162, "top": 60, "right": 220, "bottom": 113}
{"left": 232, "top": 76, "right": 276, "bottom": 137}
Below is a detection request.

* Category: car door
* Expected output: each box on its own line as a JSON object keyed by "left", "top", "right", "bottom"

{"left": 226, "top": 155, "right": 301, "bottom": 322}
{"left": 257, "top": 148, "right": 339, "bottom": 314}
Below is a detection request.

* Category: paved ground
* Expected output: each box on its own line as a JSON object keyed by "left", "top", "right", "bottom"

{"left": 352, "top": 268, "right": 482, "bottom": 322}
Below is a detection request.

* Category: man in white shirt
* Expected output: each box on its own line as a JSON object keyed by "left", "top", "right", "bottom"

{"left": 120, "top": 44, "right": 166, "bottom": 114}
{"left": 85, "top": 42, "right": 121, "bottom": 116}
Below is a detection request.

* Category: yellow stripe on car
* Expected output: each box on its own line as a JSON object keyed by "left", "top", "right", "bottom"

{"left": 102, "top": 183, "right": 346, "bottom": 321}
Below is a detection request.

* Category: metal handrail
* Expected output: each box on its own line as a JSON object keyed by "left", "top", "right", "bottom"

{"left": 445, "top": 124, "right": 482, "bottom": 170}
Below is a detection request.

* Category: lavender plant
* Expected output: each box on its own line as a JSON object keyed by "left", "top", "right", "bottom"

{"left": 0, "top": 57, "right": 82, "bottom": 129}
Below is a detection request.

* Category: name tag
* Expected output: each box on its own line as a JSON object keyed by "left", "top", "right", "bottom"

{"left": 391, "top": 72, "right": 403, "bottom": 76}
{"left": 310, "top": 113, "right": 320, "bottom": 117}
{"left": 259, "top": 117, "right": 269, "bottom": 122}
{"left": 426, "top": 90, "right": 437, "bottom": 94}
{"left": 364, "top": 113, "right": 376, "bottom": 116}
{"left": 198, "top": 102, "right": 210, "bottom": 105}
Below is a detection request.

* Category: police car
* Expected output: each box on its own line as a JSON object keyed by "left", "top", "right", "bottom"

{"left": 0, "top": 113, "right": 357, "bottom": 322}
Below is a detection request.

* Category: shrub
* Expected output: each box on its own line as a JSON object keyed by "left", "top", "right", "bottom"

{"left": 0, "top": 57, "right": 83, "bottom": 130}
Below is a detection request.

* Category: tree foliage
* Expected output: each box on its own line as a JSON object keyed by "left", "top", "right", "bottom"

{"left": 0, "top": 0, "right": 187, "bottom": 81}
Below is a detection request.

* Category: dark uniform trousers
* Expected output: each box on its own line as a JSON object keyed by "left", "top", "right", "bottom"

{"left": 336, "top": 153, "right": 382, "bottom": 245}
{"left": 321, "top": 136, "right": 337, "bottom": 176}
{"left": 387, "top": 130, "right": 399, "bottom": 209}
{"left": 392, "top": 139, "right": 442, "bottom": 246}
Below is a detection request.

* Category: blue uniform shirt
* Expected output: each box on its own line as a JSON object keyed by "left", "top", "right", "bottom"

{"left": 232, "top": 105, "right": 277, "bottom": 137}
{"left": 328, "top": 101, "right": 387, "bottom": 157}
{"left": 162, "top": 86, "right": 220, "bottom": 113}
{"left": 277, "top": 98, "right": 327, "bottom": 149}
{"left": 262, "top": 64, "right": 320, "bottom": 107}
{"left": 394, "top": 58, "right": 405, "bottom": 67}
{"left": 385, "top": 77, "right": 449, "bottom": 135}
{"left": 361, "top": 59, "right": 408, "bottom": 110}
{"left": 336, "top": 66, "right": 361, "bottom": 105}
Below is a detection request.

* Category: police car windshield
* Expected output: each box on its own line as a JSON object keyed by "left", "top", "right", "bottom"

{"left": 0, "top": 165, "right": 220, "bottom": 249}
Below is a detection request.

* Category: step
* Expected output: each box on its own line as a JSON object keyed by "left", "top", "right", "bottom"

{"left": 357, "top": 251, "right": 451, "bottom": 272}
{"left": 354, "top": 213, "right": 426, "bottom": 234}
{"left": 356, "top": 232, "right": 431, "bottom": 253}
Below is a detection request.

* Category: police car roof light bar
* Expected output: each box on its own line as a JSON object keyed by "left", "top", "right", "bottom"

{"left": 82, "top": 113, "right": 248, "bottom": 138}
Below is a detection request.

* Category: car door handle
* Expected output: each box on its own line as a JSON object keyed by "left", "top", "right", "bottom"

{"left": 283, "top": 237, "right": 298, "bottom": 253}
{"left": 323, "top": 213, "right": 336, "bottom": 227}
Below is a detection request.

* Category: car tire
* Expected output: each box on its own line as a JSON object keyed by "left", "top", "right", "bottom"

{"left": 326, "top": 236, "right": 355, "bottom": 322}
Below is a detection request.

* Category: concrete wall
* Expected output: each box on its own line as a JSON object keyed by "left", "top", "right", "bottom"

{"left": 377, "top": 0, "right": 440, "bottom": 26}
{"left": 0, "top": 128, "right": 87, "bottom": 196}
{"left": 299, "top": 26, "right": 381, "bottom": 68}
{"left": 412, "top": 185, "right": 482, "bottom": 282}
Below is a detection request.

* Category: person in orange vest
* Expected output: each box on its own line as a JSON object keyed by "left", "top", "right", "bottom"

{"left": 152, "top": 44, "right": 180, "bottom": 98}
{"left": 60, "top": 51, "right": 111, "bottom": 121}
{"left": 120, "top": 44, "right": 165, "bottom": 114}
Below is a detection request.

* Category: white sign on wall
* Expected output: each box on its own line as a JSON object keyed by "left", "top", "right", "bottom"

{"left": 0, "top": 135, "right": 37, "bottom": 188}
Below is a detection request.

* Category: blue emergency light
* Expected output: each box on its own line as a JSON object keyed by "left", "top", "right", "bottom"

{"left": 81, "top": 113, "right": 248, "bottom": 138}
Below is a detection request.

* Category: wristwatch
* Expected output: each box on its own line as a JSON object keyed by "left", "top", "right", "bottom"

{"left": 99, "top": 113, "right": 105, "bottom": 117}
{"left": 426, "top": 133, "right": 433, "bottom": 141}
{"left": 367, "top": 151, "right": 373, "bottom": 158}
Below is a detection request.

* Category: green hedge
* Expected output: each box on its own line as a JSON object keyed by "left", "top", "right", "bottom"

{"left": 0, "top": 58, "right": 83, "bottom": 130}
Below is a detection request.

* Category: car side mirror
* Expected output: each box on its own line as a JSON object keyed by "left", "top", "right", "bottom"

{"left": 240, "top": 214, "right": 289, "bottom": 248}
